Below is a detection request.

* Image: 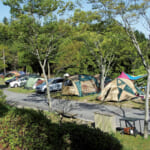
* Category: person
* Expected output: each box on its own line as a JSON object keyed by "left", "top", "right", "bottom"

{"left": 64, "top": 73, "right": 69, "bottom": 78}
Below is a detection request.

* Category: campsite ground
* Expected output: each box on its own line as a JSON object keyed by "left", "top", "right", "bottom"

{"left": 3, "top": 88, "right": 150, "bottom": 135}
{"left": 1, "top": 85, "right": 150, "bottom": 149}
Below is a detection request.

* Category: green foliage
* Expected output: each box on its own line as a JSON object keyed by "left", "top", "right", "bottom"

{"left": 0, "top": 90, "right": 6, "bottom": 104}
{"left": 1, "top": 0, "right": 149, "bottom": 78}
{"left": 0, "top": 103, "right": 122, "bottom": 150}
{"left": 0, "top": 109, "right": 51, "bottom": 149}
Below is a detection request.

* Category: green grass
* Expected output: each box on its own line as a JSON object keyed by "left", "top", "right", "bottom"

{"left": 7, "top": 87, "right": 35, "bottom": 94}
{"left": 51, "top": 92, "right": 99, "bottom": 102}
{"left": 114, "top": 132, "right": 150, "bottom": 150}
{"left": 51, "top": 92, "right": 146, "bottom": 110}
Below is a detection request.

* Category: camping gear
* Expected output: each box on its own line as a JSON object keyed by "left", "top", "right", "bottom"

{"left": 24, "top": 75, "right": 44, "bottom": 89}
{"left": 62, "top": 74, "right": 99, "bottom": 96}
{"left": 97, "top": 78, "right": 137, "bottom": 101}
{"left": 125, "top": 73, "right": 147, "bottom": 80}
{"left": 119, "top": 117, "right": 140, "bottom": 136}
{"left": 117, "top": 72, "right": 130, "bottom": 79}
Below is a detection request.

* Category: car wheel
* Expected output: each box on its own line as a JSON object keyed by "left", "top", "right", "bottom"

{"left": 44, "top": 88, "right": 47, "bottom": 93}
{"left": 14, "top": 84, "right": 18, "bottom": 88}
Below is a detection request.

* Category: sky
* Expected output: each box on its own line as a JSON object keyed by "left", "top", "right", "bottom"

{"left": 0, "top": 1, "right": 10, "bottom": 22}
{"left": 0, "top": 1, "right": 149, "bottom": 38}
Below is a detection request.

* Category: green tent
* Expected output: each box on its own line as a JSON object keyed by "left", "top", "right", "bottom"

{"left": 24, "top": 76, "right": 44, "bottom": 89}
{"left": 62, "top": 74, "right": 100, "bottom": 96}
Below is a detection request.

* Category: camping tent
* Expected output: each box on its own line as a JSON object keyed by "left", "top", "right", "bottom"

{"left": 118, "top": 72, "right": 147, "bottom": 80}
{"left": 62, "top": 74, "right": 100, "bottom": 96}
{"left": 97, "top": 78, "right": 138, "bottom": 102}
{"left": 24, "top": 75, "right": 44, "bottom": 89}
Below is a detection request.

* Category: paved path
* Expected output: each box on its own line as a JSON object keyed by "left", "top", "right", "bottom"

{"left": 3, "top": 89, "right": 150, "bottom": 134}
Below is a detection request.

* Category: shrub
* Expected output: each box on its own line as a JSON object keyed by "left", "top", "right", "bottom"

{"left": 59, "top": 123, "right": 122, "bottom": 150}
{"left": 0, "top": 90, "right": 6, "bottom": 103}
{"left": 0, "top": 108, "right": 57, "bottom": 150}
{"left": 0, "top": 106, "right": 122, "bottom": 150}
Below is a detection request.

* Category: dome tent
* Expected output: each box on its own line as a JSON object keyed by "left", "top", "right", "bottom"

{"left": 62, "top": 74, "right": 99, "bottom": 96}
{"left": 97, "top": 73, "right": 138, "bottom": 102}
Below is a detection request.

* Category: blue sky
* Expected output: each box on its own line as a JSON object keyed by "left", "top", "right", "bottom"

{"left": 0, "top": 1, "right": 149, "bottom": 38}
{"left": 0, "top": 1, "right": 10, "bottom": 22}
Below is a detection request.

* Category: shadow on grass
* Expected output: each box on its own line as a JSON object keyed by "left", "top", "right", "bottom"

{"left": 0, "top": 104, "right": 123, "bottom": 150}
{"left": 0, "top": 102, "right": 10, "bottom": 117}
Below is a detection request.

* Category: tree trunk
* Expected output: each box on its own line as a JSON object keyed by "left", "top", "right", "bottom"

{"left": 41, "top": 65, "right": 52, "bottom": 111}
{"left": 48, "top": 62, "right": 51, "bottom": 79}
{"left": 144, "top": 69, "right": 150, "bottom": 138}
{"left": 100, "top": 65, "right": 105, "bottom": 91}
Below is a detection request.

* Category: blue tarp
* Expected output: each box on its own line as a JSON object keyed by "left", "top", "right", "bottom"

{"left": 125, "top": 73, "right": 147, "bottom": 80}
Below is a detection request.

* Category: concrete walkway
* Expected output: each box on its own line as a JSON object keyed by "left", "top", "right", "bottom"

{"left": 3, "top": 89, "right": 150, "bottom": 134}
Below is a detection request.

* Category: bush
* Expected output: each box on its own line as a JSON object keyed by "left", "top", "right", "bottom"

{"left": 0, "top": 90, "right": 6, "bottom": 103}
{"left": 0, "top": 108, "right": 56, "bottom": 150}
{"left": 0, "top": 106, "right": 122, "bottom": 150}
{"left": 59, "top": 123, "right": 122, "bottom": 150}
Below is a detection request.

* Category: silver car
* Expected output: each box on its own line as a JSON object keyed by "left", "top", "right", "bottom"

{"left": 9, "top": 76, "right": 29, "bottom": 88}
{"left": 36, "top": 77, "right": 64, "bottom": 93}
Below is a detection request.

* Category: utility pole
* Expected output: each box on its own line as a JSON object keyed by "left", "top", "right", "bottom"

{"left": 3, "top": 48, "right": 6, "bottom": 75}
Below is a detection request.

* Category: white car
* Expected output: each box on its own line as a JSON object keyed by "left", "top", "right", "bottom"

{"left": 9, "top": 76, "right": 29, "bottom": 88}
{"left": 36, "top": 77, "right": 64, "bottom": 93}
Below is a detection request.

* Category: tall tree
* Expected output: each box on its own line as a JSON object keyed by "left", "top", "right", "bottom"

{"left": 82, "top": 31, "right": 116, "bottom": 90}
{"left": 2, "top": 0, "right": 70, "bottom": 111}
{"left": 88, "top": 0, "right": 150, "bottom": 139}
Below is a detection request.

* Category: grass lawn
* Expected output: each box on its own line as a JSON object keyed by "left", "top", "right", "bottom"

{"left": 115, "top": 133, "right": 150, "bottom": 150}
{"left": 51, "top": 92, "right": 146, "bottom": 110}
{"left": 7, "top": 87, "right": 35, "bottom": 94}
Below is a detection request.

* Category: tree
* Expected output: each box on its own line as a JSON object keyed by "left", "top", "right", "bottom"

{"left": 0, "top": 23, "right": 13, "bottom": 73}
{"left": 0, "top": 45, "right": 8, "bottom": 74}
{"left": 88, "top": 0, "right": 150, "bottom": 139}
{"left": 2, "top": 0, "right": 69, "bottom": 111}
{"left": 82, "top": 31, "right": 116, "bottom": 90}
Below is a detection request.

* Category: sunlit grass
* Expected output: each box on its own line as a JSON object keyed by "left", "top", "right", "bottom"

{"left": 7, "top": 87, "right": 35, "bottom": 94}
{"left": 114, "top": 132, "right": 150, "bottom": 150}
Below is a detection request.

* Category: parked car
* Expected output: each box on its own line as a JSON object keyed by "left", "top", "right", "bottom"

{"left": 4, "top": 71, "right": 21, "bottom": 82}
{"left": 9, "top": 76, "right": 29, "bottom": 88}
{"left": 5, "top": 74, "right": 27, "bottom": 85}
{"left": 36, "top": 77, "right": 64, "bottom": 93}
